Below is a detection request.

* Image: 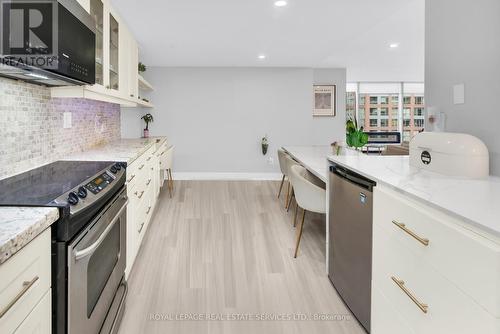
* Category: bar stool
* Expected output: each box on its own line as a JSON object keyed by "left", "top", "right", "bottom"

{"left": 277, "top": 149, "right": 288, "bottom": 199}
{"left": 289, "top": 165, "right": 326, "bottom": 258}
{"left": 164, "top": 145, "right": 174, "bottom": 197}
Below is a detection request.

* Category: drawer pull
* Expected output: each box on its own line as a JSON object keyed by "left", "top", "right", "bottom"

{"left": 146, "top": 178, "right": 152, "bottom": 186}
{"left": 135, "top": 190, "right": 145, "bottom": 199}
{"left": 146, "top": 156, "right": 152, "bottom": 161}
{"left": 392, "top": 220, "right": 429, "bottom": 246}
{"left": 138, "top": 164, "right": 145, "bottom": 170}
{"left": 160, "top": 151, "right": 165, "bottom": 156}
{"left": 138, "top": 222, "right": 145, "bottom": 233}
{"left": 0, "top": 276, "right": 39, "bottom": 318}
{"left": 126, "top": 174, "right": 136, "bottom": 183}
{"left": 146, "top": 206, "right": 151, "bottom": 215}
{"left": 391, "top": 276, "right": 428, "bottom": 314}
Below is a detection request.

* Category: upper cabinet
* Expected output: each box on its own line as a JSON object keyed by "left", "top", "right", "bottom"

{"left": 52, "top": 0, "right": 153, "bottom": 107}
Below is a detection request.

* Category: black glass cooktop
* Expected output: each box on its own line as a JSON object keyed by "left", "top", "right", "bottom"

{"left": 0, "top": 161, "right": 113, "bottom": 206}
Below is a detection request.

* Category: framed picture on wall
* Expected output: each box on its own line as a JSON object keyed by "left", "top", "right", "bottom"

{"left": 313, "top": 85, "right": 336, "bottom": 116}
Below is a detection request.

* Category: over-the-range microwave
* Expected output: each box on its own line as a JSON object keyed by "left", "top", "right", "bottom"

{"left": 0, "top": 0, "right": 95, "bottom": 86}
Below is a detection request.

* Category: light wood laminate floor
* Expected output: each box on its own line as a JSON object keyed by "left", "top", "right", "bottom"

{"left": 117, "top": 181, "right": 365, "bottom": 334}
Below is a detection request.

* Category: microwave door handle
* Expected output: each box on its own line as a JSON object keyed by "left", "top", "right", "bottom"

{"left": 74, "top": 201, "right": 128, "bottom": 261}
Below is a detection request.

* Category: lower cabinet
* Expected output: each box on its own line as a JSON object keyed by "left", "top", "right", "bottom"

{"left": 371, "top": 185, "right": 500, "bottom": 334}
{"left": 0, "top": 230, "right": 51, "bottom": 334}
{"left": 125, "top": 143, "right": 163, "bottom": 278}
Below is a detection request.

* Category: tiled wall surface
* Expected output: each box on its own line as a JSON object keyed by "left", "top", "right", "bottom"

{"left": 0, "top": 77, "right": 120, "bottom": 178}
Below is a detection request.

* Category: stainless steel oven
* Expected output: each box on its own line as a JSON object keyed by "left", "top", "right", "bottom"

{"left": 67, "top": 187, "right": 127, "bottom": 334}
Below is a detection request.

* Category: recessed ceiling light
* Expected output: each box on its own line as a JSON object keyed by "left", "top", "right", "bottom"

{"left": 258, "top": 54, "right": 267, "bottom": 60}
{"left": 389, "top": 43, "right": 399, "bottom": 48}
{"left": 274, "top": 0, "right": 288, "bottom": 7}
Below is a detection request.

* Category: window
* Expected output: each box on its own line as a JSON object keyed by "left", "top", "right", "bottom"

{"left": 391, "top": 119, "right": 398, "bottom": 127}
{"left": 370, "top": 96, "right": 378, "bottom": 104}
{"left": 415, "top": 96, "right": 424, "bottom": 105}
{"left": 370, "top": 108, "right": 378, "bottom": 116}
{"left": 359, "top": 96, "right": 366, "bottom": 106}
{"left": 414, "top": 107, "right": 424, "bottom": 117}
{"left": 380, "top": 96, "right": 389, "bottom": 104}
{"left": 414, "top": 119, "right": 424, "bottom": 127}
{"left": 403, "top": 119, "right": 411, "bottom": 127}
{"left": 392, "top": 95, "right": 399, "bottom": 105}
{"left": 346, "top": 92, "right": 357, "bottom": 121}
{"left": 370, "top": 119, "right": 378, "bottom": 127}
{"left": 403, "top": 96, "right": 411, "bottom": 104}
{"left": 380, "top": 107, "right": 388, "bottom": 116}
{"left": 403, "top": 108, "right": 411, "bottom": 118}
{"left": 380, "top": 119, "right": 388, "bottom": 127}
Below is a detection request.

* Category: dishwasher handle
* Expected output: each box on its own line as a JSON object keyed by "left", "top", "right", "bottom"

{"left": 330, "top": 165, "right": 376, "bottom": 191}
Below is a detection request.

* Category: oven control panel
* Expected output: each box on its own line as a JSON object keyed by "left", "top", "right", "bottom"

{"left": 85, "top": 171, "right": 115, "bottom": 195}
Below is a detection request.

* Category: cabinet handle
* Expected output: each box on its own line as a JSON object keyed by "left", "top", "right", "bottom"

{"left": 0, "top": 276, "right": 39, "bottom": 318}
{"left": 135, "top": 190, "right": 145, "bottom": 199}
{"left": 146, "top": 206, "right": 151, "bottom": 215}
{"left": 391, "top": 276, "right": 428, "bottom": 314}
{"left": 126, "top": 174, "right": 136, "bottom": 183}
{"left": 146, "top": 178, "right": 152, "bottom": 186}
{"left": 138, "top": 164, "right": 145, "bottom": 170}
{"left": 160, "top": 151, "right": 165, "bottom": 156}
{"left": 138, "top": 222, "right": 145, "bottom": 233}
{"left": 392, "top": 220, "right": 429, "bottom": 246}
{"left": 146, "top": 156, "right": 152, "bottom": 161}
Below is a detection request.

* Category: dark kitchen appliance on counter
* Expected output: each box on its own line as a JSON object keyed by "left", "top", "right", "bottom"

{"left": 328, "top": 162, "right": 376, "bottom": 333}
{"left": 0, "top": 160, "right": 128, "bottom": 334}
{"left": 0, "top": 0, "right": 95, "bottom": 86}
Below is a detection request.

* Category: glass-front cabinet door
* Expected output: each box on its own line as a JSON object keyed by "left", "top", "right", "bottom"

{"left": 90, "top": 0, "right": 103, "bottom": 85}
{"left": 109, "top": 14, "right": 119, "bottom": 91}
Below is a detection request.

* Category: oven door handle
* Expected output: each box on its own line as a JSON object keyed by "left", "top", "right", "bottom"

{"left": 74, "top": 200, "right": 128, "bottom": 261}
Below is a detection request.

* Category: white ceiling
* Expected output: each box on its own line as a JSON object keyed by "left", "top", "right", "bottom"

{"left": 111, "top": 0, "right": 425, "bottom": 81}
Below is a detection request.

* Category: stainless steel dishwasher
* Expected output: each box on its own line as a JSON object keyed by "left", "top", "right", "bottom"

{"left": 328, "top": 163, "right": 376, "bottom": 333}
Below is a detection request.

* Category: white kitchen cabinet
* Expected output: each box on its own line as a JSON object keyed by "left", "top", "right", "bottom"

{"left": 54, "top": 0, "right": 147, "bottom": 107}
{"left": 13, "top": 291, "right": 51, "bottom": 334}
{"left": 371, "top": 185, "right": 500, "bottom": 334}
{"left": 0, "top": 230, "right": 51, "bottom": 334}
{"left": 125, "top": 143, "right": 165, "bottom": 278}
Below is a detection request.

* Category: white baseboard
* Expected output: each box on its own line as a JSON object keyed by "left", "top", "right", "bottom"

{"left": 172, "top": 172, "right": 282, "bottom": 181}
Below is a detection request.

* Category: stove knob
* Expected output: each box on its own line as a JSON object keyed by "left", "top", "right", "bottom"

{"left": 68, "top": 192, "right": 79, "bottom": 205}
{"left": 114, "top": 163, "right": 122, "bottom": 171}
{"left": 110, "top": 166, "right": 117, "bottom": 174}
{"left": 77, "top": 186, "right": 87, "bottom": 198}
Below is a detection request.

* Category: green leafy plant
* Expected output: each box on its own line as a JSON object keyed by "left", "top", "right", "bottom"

{"left": 346, "top": 117, "right": 368, "bottom": 149}
{"left": 138, "top": 62, "right": 146, "bottom": 73}
{"left": 141, "top": 113, "right": 154, "bottom": 130}
{"left": 261, "top": 135, "right": 269, "bottom": 155}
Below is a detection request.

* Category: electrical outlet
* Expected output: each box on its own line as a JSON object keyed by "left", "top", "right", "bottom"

{"left": 63, "top": 112, "right": 72, "bottom": 129}
{"left": 267, "top": 157, "right": 274, "bottom": 165}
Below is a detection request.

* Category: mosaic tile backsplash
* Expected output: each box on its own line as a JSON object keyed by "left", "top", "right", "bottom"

{"left": 0, "top": 77, "right": 121, "bottom": 178}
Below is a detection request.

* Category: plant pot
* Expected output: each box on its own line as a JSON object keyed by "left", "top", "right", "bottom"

{"left": 143, "top": 129, "right": 149, "bottom": 138}
{"left": 262, "top": 143, "right": 269, "bottom": 155}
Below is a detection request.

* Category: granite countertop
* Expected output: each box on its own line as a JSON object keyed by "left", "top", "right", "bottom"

{"left": 0, "top": 207, "right": 59, "bottom": 264}
{"left": 63, "top": 136, "right": 168, "bottom": 164}
{"left": 328, "top": 153, "right": 500, "bottom": 238}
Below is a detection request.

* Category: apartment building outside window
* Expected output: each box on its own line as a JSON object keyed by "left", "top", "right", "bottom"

{"left": 346, "top": 82, "right": 425, "bottom": 143}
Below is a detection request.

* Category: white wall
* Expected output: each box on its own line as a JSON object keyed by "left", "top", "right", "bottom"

{"left": 121, "top": 67, "right": 346, "bottom": 176}
{"left": 425, "top": 0, "right": 500, "bottom": 176}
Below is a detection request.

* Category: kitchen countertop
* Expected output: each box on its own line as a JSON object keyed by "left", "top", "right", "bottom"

{"left": 63, "top": 136, "right": 168, "bottom": 164}
{"left": 0, "top": 207, "right": 59, "bottom": 264}
{"left": 282, "top": 145, "right": 332, "bottom": 182}
{"left": 328, "top": 153, "right": 500, "bottom": 239}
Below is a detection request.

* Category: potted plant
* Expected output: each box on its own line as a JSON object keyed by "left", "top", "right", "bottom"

{"left": 138, "top": 62, "right": 146, "bottom": 74}
{"left": 261, "top": 135, "right": 269, "bottom": 155}
{"left": 141, "top": 113, "right": 154, "bottom": 138}
{"left": 346, "top": 117, "right": 368, "bottom": 150}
